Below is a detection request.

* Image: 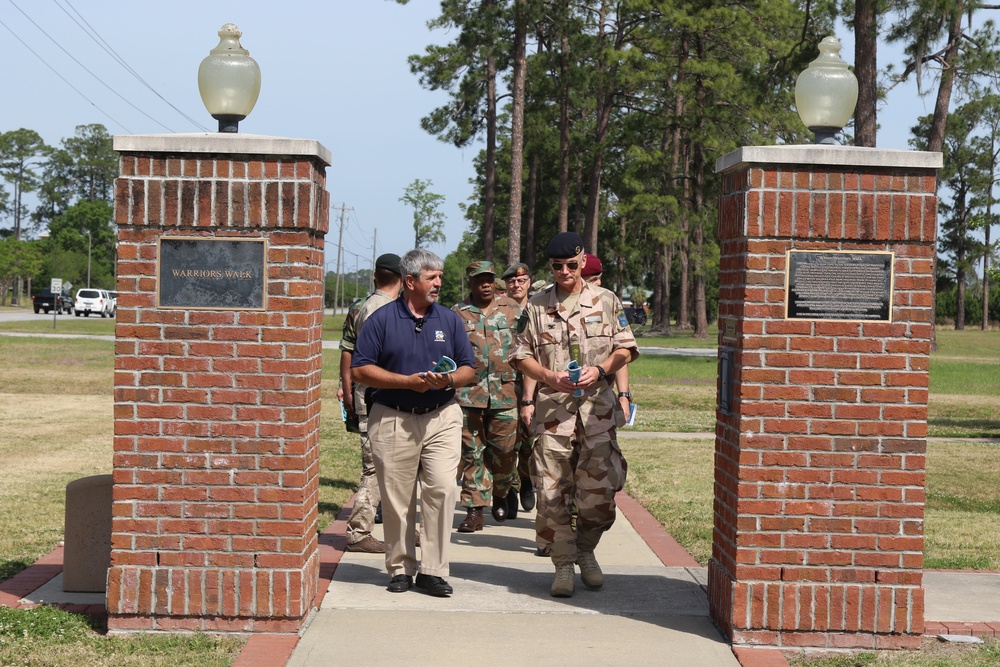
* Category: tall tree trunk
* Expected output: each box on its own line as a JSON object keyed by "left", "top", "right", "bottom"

{"left": 956, "top": 208, "right": 968, "bottom": 330}
{"left": 677, "top": 147, "right": 692, "bottom": 331}
{"left": 956, "top": 262, "right": 966, "bottom": 329}
{"left": 525, "top": 155, "right": 539, "bottom": 270}
{"left": 507, "top": 0, "right": 527, "bottom": 264}
{"left": 582, "top": 0, "right": 621, "bottom": 253}
{"left": 617, "top": 214, "right": 627, "bottom": 297}
{"left": 854, "top": 0, "right": 878, "bottom": 147}
{"left": 927, "top": 4, "right": 964, "bottom": 154}
{"left": 691, "top": 141, "right": 708, "bottom": 337}
{"left": 483, "top": 0, "right": 498, "bottom": 260}
{"left": 984, "top": 201, "right": 992, "bottom": 331}
{"left": 572, "top": 163, "right": 586, "bottom": 233}
{"left": 927, "top": 1, "right": 964, "bottom": 349}
{"left": 557, "top": 21, "right": 571, "bottom": 233}
{"left": 669, "top": 35, "right": 688, "bottom": 331}
{"left": 651, "top": 231, "right": 672, "bottom": 335}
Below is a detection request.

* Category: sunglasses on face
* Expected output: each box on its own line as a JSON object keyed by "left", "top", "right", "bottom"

{"left": 550, "top": 261, "right": 579, "bottom": 272}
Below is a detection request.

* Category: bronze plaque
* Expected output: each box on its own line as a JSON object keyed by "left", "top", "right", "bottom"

{"left": 158, "top": 238, "right": 267, "bottom": 310}
{"left": 785, "top": 250, "right": 893, "bottom": 322}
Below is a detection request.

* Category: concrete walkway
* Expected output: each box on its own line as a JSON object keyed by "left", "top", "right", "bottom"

{"left": 286, "top": 494, "right": 747, "bottom": 667}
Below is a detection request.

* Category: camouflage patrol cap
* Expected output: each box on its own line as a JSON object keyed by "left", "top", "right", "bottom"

{"left": 466, "top": 260, "right": 496, "bottom": 278}
{"left": 501, "top": 262, "right": 530, "bottom": 280}
{"left": 546, "top": 231, "right": 585, "bottom": 258}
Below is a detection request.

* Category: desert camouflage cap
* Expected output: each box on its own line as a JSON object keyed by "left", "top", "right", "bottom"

{"left": 466, "top": 260, "right": 496, "bottom": 278}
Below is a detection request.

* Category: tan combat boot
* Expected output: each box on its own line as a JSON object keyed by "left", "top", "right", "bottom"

{"left": 550, "top": 564, "right": 576, "bottom": 598}
{"left": 576, "top": 550, "right": 603, "bottom": 590}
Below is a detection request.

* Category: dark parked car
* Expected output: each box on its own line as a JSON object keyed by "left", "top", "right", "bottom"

{"left": 32, "top": 288, "right": 74, "bottom": 314}
{"left": 624, "top": 306, "right": 647, "bottom": 326}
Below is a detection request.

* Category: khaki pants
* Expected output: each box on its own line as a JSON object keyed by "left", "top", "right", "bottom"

{"left": 368, "top": 401, "right": 462, "bottom": 578}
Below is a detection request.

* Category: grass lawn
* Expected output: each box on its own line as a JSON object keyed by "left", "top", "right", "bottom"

{"left": 788, "top": 637, "right": 1000, "bottom": 666}
{"left": 0, "top": 320, "right": 996, "bottom": 665}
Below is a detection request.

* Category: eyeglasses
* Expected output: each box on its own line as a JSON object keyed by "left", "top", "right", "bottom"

{"left": 507, "top": 277, "right": 529, "bottom": 286}
{"left": 414, "top": 317, "right": 425, "bottom": 333}
{"left": 550, "top": 261, "right": 579, "bottom": 272}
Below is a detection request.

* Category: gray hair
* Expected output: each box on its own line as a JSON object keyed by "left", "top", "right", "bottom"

{"left": 399, "top": 248, "right": 443, "bottom": 279}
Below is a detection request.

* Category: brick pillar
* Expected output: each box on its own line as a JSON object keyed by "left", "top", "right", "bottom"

{"left": 708, "top": 146, "right": 942, "bottom": 650}
{"left": 106, "top": 134, "right": 331, "bottom": 633}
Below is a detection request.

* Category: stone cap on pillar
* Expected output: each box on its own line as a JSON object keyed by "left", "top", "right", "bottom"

{"left": 715, "top": 145, "right": 942, "bottom": 174}
{"left": 113, "top": 133, "right": 332, "bottom": 166}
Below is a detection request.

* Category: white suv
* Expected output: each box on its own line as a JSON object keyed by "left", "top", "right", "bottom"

{"left": 74, "top": 288, "right": 114, "bottom": 318}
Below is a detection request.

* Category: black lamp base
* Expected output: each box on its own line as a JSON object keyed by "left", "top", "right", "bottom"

{"left": 213, "top": 115, "right": 246, "bottom": 133}
{"left": 810, "top": 126, "right": 842, "bottom": 145}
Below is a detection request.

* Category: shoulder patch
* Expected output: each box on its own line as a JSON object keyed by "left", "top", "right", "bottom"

{"left": 617, "top": 309, "right": 629, "bottom": 328}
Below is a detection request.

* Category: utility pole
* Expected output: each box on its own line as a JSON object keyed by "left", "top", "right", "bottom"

{"left": 331, "top": 204, "right": 350, "bottom": 313}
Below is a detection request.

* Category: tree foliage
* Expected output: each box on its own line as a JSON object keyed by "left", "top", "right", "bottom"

{"left": 0, "top": 128, "right": 48, "bottom": 241}
{"left": 400, "top": 178, "right": 447, "bottom": 249}
{"left": 0, "top": 123, "right": 117, "bottom": 301}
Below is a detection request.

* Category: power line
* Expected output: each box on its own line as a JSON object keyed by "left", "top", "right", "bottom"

{"left": 344, "top": 210, "right": 372, "bottom": 250}
{"left": 0, "top": 15, "right": 131, "bottom": 133}
{"left": 55, "top": 0, "right": 211, "bottom": 132}
{"left": 7, "top": 0, "right": 176, "bottom": 132}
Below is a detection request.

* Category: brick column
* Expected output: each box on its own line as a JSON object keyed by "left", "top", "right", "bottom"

{"left": 708, "top": 146, "right": 942, "bottom": 650}
{"left": 106, "top": 134, "right": 331, "bottom": 633}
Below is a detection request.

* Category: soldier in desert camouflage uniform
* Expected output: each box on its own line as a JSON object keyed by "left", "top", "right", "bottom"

{"left": 339, "top": 253, "right": 403, "bottom": 553}
{"left": 511, "top": 232, "right": 638, "bottom": 598}
{"left": 452, "top": 261, "right": 523, "bottom": 532}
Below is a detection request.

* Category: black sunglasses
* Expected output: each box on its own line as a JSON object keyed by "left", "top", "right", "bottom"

{"left": 550, "top": 261, "right": 580, "bottom": 271}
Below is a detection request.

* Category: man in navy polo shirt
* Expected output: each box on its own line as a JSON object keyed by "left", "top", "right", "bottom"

{"left": 352, "top": 248, "right": 475, "bottom": 597}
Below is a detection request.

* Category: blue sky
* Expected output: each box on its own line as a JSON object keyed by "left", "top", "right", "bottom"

{"left": 0, "top": 2, "right": 937, "bottom": 271}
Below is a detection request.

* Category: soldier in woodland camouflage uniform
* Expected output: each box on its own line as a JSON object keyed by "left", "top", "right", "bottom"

{"left": 452, "top": 261, "right": 523, "bottom": 532}
{"left": 511, "top": 232, "right": 638, "bottom": 598}
{"left": 339, "top": 253, "right": 403, "bottom": 553}
{"left": 502, "top": 262, "right": 538, "bottom": 515}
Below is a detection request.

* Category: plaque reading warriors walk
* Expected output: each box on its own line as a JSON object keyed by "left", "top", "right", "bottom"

{"left": 786, "top": 250, "right": 893, "bottom": 322}
{"left": 158, "top": 238, "right": 266, "bottom": 310}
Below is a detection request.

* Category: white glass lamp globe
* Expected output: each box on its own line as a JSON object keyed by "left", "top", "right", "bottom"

{"left": 198, "top": 24, "right": 261, "bottom": 133}
{"left": 794, "top": 36, "right": 859, "bottom": 145}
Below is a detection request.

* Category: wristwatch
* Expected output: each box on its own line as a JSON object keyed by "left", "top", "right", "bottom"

{"left": 618, "top": 391, "right": 632, "bottom": 400}
{"left": 446, "top": 376, "right": 454, "bottom": 389}
{"left": 520, "top": 400, "right": 535, "bottom": 407}
{"left": 596, "top": 366, "right": 607, "bottom": 382}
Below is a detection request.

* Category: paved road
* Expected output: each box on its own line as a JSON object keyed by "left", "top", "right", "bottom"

{"left": 0, "top": 309, "right": 718, "bottom": 358}
{"left": 0, "top": 308, "right": 56, "bottom": 323}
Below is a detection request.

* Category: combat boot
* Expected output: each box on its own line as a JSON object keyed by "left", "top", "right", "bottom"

{"left": 519, "top": 477, "right": 535, "bottom": 511}
{"left": 550, "top": 564, "right": 576, "bottom": 598}
{"left": 576, "top": 550, "right": 603, "bottom": 590}
{"left": 457, "top": 507, "right": 484, "bottom": 533}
